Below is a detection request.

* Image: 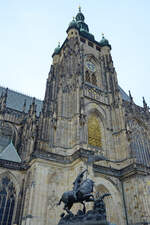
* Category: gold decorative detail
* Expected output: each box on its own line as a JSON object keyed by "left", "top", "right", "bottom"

{"left": 88, "top": 114, "right": 102, "bottom": 147}
{"left": 147, "top": 181, "right": 150, "bottom": 186}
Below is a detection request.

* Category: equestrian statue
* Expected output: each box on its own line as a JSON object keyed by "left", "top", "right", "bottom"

{"left": 57, "top": 169, "right": 94, "bottom": 214}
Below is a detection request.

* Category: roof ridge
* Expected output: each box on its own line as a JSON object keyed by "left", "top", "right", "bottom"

{"left": 0, "top": 85, "right": 43, "bottom": 101}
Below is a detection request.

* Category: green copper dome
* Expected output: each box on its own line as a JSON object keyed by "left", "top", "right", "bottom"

{"left": 52, "top": 43, "right": 61, "bottom": 57}
{"left": 66, "top": 18, "right": 79, "bottom": 33}
{"left": 80, "top": 30, "right": 94, "bottom": 41}
{"left": 75, "top": 7, "right": 89, "bottom": 32}
{"left": 99, "top": 35, "right": 111, "bottom": 48}
{"left": 76, "top": 6, "right": 85, "bottom": 22}
{"left": 77, "top": 21, "right": 89, "bottom": 32}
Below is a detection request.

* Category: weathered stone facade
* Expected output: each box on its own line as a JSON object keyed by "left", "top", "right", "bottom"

{"left": 0, "top": 8, "right": 150, "bottom": 225}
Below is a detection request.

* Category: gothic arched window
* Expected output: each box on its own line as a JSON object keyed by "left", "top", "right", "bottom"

{"left": 127, "top": 119, "right": 150, "bottom": 166}
{"left": 92, "top": 74, "right": 97, "bottom": 86}
{"left": 85, "top": 71, "right": 90, "bottom": 83}
{"left": 88, "top": 114, "right": 102, "bottom": 148}
{"left": 85, "top": 70, "right": 98, "bottom": 86}
{"left": 0, "top": 176, "right": 16, "bottom": 225}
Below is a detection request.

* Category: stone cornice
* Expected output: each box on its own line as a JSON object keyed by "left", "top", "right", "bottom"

{"left": 0, "top": 148, "right": 150, "bottom": 180}
{"left": 30, "top": 148, "right": 93, "bottom": 164}
{"left": 0, "top": 159, "right": 29, "bottom": 171}
{"left": 94, "top": 162, "right": 150, "bottom": 180}
{"left": 31, "top": 148, "right": 150, "bottom": 180}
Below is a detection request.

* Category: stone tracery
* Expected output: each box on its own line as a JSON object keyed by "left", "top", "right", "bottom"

{"left": 127, "top": 119, "right": 150, "bottom": 166}
{"left": 0, "top": 176, "right": 16, "bottom": 225}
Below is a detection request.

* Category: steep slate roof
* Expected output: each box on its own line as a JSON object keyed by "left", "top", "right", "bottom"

{"left": 119, "top": 86, "right": 130, "bottom": 102}
{"left": 0, "top": 141, "right": 21, "bottom": 163}
{"left": 0, "top": 86, "right": 42, "bottom": 116}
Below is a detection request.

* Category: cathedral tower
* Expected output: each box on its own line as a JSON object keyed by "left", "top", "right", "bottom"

{"left": 37, "top": 7, "right": 129, "bottom": 162}
{"left": 0, "top": 7, "right": 150, "bottom": 225}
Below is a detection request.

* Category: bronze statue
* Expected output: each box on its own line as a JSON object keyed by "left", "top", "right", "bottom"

{"left": 93, "top": 193, "right": 111, "bottom": 219}
{"left": 57, "top": 169, "right": 111, "bottom": 225}
{"left": 57, "top": 169, "right": 94, "bottom": 214}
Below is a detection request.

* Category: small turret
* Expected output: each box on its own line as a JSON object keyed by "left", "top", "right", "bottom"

{"left": 52, "top": 42, "right": 61, "bottom": 58}
{"left": 75, "top": 6, "right": 89, "bottom": 32}
{"left": 66, "top": 17, "right": 79, "bottom": 33}
{"left": 52, "top": 42, "right": 61, "bottom": 65}
{"left": 66, "top": 17, "right": 79, "bottom": 39}
{"left": 76, "top": 6, "right": 85, "bottom": 22}
{"left": 99, "top": 33, "right": 111, "bottom": 49}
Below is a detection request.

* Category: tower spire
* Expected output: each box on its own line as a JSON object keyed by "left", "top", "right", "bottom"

{"left": 75, "top": 6, "right": 89, "bottom": 32}
{"left": 22, "top": 99, "right": 26, "bottom": 113}
{"left": 143, "top": 96, "right": 148, "bottom": 111}
{"left": 129, "top": 90, "right": 133, "bottom": 104}
{"left": 78, "top": 5, "right": 81, "bottom": 12}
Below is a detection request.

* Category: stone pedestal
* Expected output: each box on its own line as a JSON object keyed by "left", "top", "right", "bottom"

{"left": 63, "top": 221, "right": 110, "bottom": 225}
{"left": 58, "top": 211, "right": 110, "bottom": 225}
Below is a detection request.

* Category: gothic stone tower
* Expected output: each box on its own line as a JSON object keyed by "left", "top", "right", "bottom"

{"left": 0, "top": 7, "right": 150, "bottom": 225}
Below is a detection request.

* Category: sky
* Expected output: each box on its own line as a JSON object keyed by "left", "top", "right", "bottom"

{"left": 0, "top": 0, "right": 150, "bottom": 106}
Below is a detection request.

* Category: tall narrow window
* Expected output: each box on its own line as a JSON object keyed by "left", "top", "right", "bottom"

{"left": 85, "top": 71, "right": 90, "bottom": 83}
{"left": 92, "top": 74, "right": 97, "bottom": 86}
{"left": 0, "top": 176, "right": 16, "bottom": 225}
{"left": 88, "top": 114, "right": 102, "bottom": 147}
{"left": 127, "top": 119, "right": 150, "bottom": 167}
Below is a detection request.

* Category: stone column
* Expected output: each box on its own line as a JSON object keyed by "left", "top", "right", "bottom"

{"left": 21, "top": 162, "right": 49, "bottom": 225}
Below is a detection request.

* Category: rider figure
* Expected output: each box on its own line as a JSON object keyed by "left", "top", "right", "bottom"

{"left": 73, "top": 169, "right": 87, "bottom": 201}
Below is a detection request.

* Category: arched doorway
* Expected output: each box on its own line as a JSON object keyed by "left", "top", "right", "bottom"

{"left": 94, "top": 176, "right": 126, "bottom": 225}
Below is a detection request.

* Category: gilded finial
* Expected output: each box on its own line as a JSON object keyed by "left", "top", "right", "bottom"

{"left": 79, "top": 5, "right": 81, "bottom": 12}
{"left": 102, "top": 33, "right": 104, "bottom": 38}
{"left": 58, "top": 42, "right": 60, "bottom": 47}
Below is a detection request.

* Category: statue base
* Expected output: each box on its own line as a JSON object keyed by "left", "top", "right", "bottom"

{"left": 58, "top": 210, "right": 110, "bottom": 225}
{"left": 59, "top": 221, "right": 109, "bottom": 225}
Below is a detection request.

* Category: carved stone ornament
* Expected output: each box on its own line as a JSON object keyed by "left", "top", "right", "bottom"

{"left": 79, "top": 114, "right": 86, "bottom": 126}
{"left": 48, "top": 190, "right": 59, "bottom": 210}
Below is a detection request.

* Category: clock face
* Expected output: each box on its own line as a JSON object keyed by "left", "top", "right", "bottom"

{"left": 85, "top": 61, "right": 96, "bottom": 72}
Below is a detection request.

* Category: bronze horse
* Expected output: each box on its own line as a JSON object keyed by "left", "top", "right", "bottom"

{"left": 57, "top": 169, "right": 94, "bottom": 214}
